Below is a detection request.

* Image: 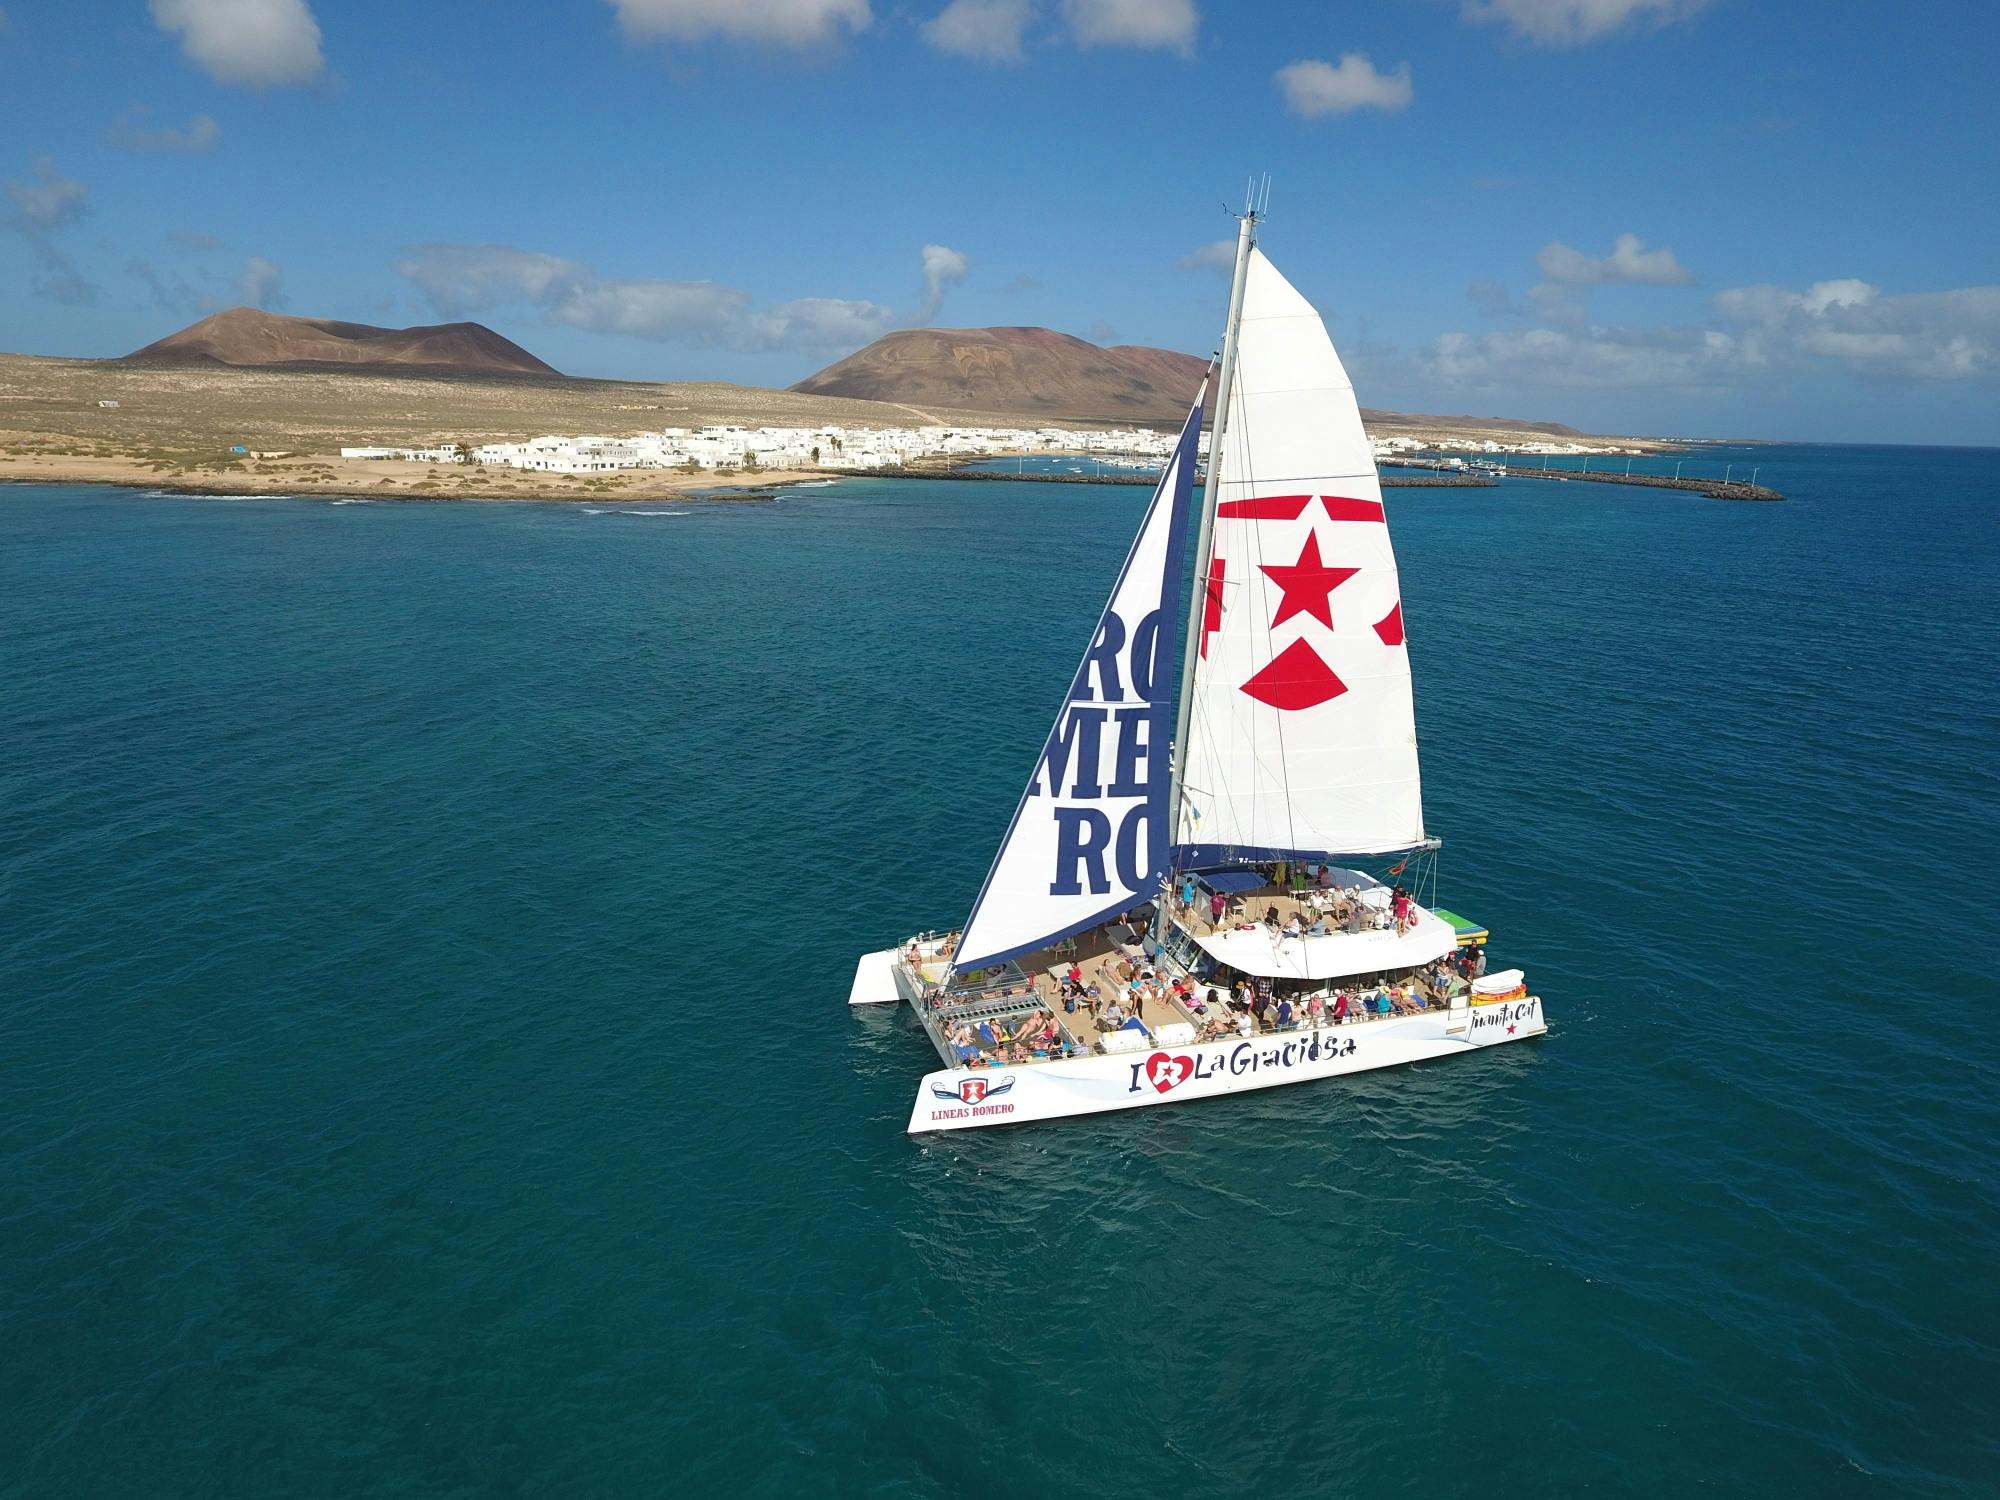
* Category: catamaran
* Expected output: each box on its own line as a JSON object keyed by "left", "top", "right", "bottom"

{"left": 849, "top": 209, "right": 1548, "bottom": 1132}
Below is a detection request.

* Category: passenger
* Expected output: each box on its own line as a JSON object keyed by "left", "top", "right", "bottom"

{"left": 1236, "top": 1010, "right": 1255, "bottom": 1038}
{"left": 1181, "top": 875, "right": 1197, "bottom": 912}
{"left": 1332, "top": 990, "right": 1351, "bottom": 1022}
{"left": 1275, "top": 997, "right": 1295, "bottom": 1029}
{"left": 1066, "top": 961, "right": 1083, "bottom": 989}
{"left": 1307, "top": 994, "right": 1325, "bottom": 1027}
{"left": 1316, "top": 864, "right": 1333, "bottom": 889}
{"left": 1209, "top": 890, "right": 1227, "bottom": 929}
{"left": 1264, "top": 904, "right": 1281, "bottom": 927}
{"left": 949, "top": 1024, "right": 980, "bottom": 1065}
{"left": 1282, "top": 915, "right": 1303, "bottom": 939}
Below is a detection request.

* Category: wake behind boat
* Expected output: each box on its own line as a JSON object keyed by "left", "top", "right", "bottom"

{"left": 850, "top": 206, "right": 1547, "bottom": 1132}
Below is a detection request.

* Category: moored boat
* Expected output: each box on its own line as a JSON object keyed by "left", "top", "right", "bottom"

{"left": 850, "top": 206, "right": 1548, "bottom": 1132}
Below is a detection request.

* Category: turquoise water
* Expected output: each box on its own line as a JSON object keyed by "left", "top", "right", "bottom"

{"left": 2, "top": 448, "right": 1996, "bottom": 1496}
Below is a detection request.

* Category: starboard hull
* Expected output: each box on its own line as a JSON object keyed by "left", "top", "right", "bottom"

{"left": 907, "top": 996, "right": 1547, "bottom": 1133}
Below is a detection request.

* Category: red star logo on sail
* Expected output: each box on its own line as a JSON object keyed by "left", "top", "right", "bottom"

{"left": 1241, "top": 639, "right": 1347, "bottom": 710}
{"left": 1260, "top": 532, "right": 1358, "bottom": 630}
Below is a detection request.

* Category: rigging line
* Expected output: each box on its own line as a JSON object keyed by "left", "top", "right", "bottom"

{"left": 1233, "top": 345, "right": 1301, "bottom": 861}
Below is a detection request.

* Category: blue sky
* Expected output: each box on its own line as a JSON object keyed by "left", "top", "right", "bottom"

{"left": 3, "top": 0, "right": 1997, "bottom": 443}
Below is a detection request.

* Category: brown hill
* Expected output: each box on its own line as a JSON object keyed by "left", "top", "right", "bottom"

{"left": 124, "top": 308, "right": 561, "bottom": 378}
{"left": 790, "top": 327, "right": 1207, "bottom": 422}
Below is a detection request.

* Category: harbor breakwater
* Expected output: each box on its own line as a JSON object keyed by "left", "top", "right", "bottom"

{"left": 848, "top": 466, "right": 1497, "bottom": 489}
{"left": 1381, "top": 458, "right": 1782, "bottom": 501}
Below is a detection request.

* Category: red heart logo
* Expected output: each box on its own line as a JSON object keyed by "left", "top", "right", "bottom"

{"left": 1144, "top": 1053, "right": 1195, "bottom": 1094}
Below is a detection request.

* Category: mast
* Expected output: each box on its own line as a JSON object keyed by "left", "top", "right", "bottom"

{"left": 1154, "top": 202, "right": 1258, "bottom": 946}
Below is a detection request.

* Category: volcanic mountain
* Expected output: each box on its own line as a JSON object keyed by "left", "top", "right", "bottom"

{"left": 124, "top": 308, "right": 562, "bottom": 378}
{"left": 790, "top": 327, "right": 1209, "bottom": 423}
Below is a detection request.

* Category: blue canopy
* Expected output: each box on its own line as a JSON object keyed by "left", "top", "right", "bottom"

{"left": 1197, "top": 870, "right": 1267, "bottom": 895}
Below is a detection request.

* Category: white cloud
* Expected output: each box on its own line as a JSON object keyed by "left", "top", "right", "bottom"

{"left": 552, "top": 278, "right": 750, "bottom": 341}
{"left": 394, "top": 243, "right": 591, "bottom": 317}
{"left": 1425, "top": 275, "right": 2000, "bottom": 396}
{"left": 1276, "top": 53, "right": 1413, "bottom": 117}
{"left": 29, "top": 245, "right": 95, "bottom": 305}
{"left": 6, "top": 155, "right": 87, "bottom": 229}
{"left": 1176, "top": 238, "right": 1235, "bottom": 272}
{"left": 238, "top": 254, "right": 285, "bottom": 309}
{"left": 1713, "top": 279, "right": 1999, "bottom": 380}
{"left": 1061, "top": 0, "right": 1195, "bottom": 53}
{"left": 750, "top": 296, "right": 897, "bottom": 349}
{"left": 395, "top": 241, "right": 965, "bottom": 352}
{"left": 609, "top": 0, "right": 871, "bottom": 48}
{"left": 128, "top": 256, "right": 207, "bottom": 313}
{"left": 149, "top": 0, "right": 324, "bottom": 87}
{"left": 1429, "top": 324, "right": 1742, "bottom": 390}
{"left": 918, "top": 243, "right": 968, "bottom": 321}
{"left": 1461, "top": 0, "right": 1709, "bottom": 46}
{"left": 923, "top": 0, "right": 1030, "bottom": 60}
{"left": 6, "top": 156, "right": 95, "bottom": 305}
{"left": 108, "top": 109, "right": 222, "bottom": 153}
{"left": 1537, "top": 232, "right": 1695, "bottom": 286}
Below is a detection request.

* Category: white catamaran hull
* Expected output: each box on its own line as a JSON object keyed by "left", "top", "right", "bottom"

{"left": 906, "top": 997, "right": 1546, "bottom": 1134}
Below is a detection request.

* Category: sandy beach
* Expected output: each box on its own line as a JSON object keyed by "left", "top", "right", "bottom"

{"left": 0, "top": 448, "right": 830, "bottom": 502}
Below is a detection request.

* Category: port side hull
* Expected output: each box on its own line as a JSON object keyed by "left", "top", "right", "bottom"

{"left": 907, "top": 998, "right": 1546, "bottom": 1132}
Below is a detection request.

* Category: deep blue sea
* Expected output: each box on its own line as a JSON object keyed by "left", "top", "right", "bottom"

{"left": 3, "top": 446, "right": 1997, "bottom": 1497}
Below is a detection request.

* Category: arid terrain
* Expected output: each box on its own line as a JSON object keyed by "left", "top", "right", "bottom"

{"left": 0, "top": 355, "right": 1022, "bottom": 501}
{"left": 0, "top": 351, "right": 1677, "bottom": 502}
{"left": 126, "top": 307, "right": 562, "bottom": 378}
{"left": 792, "top": 326, "right": 1211, "bottom": 423}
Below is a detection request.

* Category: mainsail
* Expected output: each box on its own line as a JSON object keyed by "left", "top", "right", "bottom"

{"left": 1175, "top": 247, "right": 1425, "bottom": 863}
{"left": 950, "top": 388, "right": 1207, "bottom": 972}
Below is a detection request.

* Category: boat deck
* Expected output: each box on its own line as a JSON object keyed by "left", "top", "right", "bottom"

{"left": 900, "top": 897, "right": 1485, "bottom": 1074}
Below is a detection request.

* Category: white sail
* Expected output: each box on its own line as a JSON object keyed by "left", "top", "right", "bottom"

{"left": 1175, "top": 248, "right": 1425, "bottom": 862}
{"left": 952, "top": 390, "right": 1206, "bottom": 972}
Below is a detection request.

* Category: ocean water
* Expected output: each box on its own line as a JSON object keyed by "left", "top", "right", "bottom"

{"left": 2, "top": 447, "right": 1996, "bottom": 1497}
